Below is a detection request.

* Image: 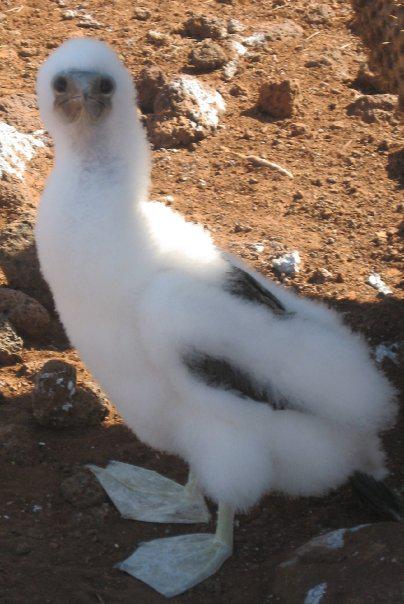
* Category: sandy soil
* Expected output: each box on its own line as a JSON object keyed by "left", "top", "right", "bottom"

{"left": 0, "top": 1, "right": 403, "bottom": 602}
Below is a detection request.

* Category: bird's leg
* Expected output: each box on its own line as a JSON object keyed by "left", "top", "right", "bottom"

{"left": 185, "top": 470, "right": 200, "bottom": 497}
{"left": 88, "top": 461, "right": 210, "bottom": 524}
{"left": 214, "top": 502, "right": 234, "bottom": 549}
{"left": 117, "top": 501, "right": 234, "bottom": 597}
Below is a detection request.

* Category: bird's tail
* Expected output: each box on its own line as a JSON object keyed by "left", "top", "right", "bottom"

{"left": 350, "top": 472, "right": 404, "bottom": 522}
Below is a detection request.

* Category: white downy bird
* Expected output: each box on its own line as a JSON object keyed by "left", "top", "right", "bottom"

{"left": 36, "top": 39, "right": 401, "bottom": 597}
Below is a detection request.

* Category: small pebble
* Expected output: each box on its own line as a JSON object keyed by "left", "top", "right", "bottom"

{"left": 134, "top": 7, "right": 151, "bottom": 20}
{"left": 147, "top": 30, "right": 170, "bottom": 46}
{"left": 272, "top": 251, "right": 301, "bottom": 277}
{"left": 367, "top": 273, "right": 392, "bottom": 296}
{"left": 61, "top": 9, "right": 78, "bottom": 20}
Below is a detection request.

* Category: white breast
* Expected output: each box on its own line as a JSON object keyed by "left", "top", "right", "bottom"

{"left": 35, "top": 171, "right": 182, "bottom": 451}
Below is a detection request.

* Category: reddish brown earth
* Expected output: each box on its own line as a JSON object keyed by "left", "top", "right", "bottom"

{"left": 0, "top": 1, "right": 403, "bottom": 603}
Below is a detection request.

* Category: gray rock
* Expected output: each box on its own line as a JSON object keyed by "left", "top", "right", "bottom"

{"left": 61, "top": 469, "right": 107, "bottom": 508}
{"left": 181, "top": 14, "right": 228, "bottom": 40}
{"left": 0, "top": 319, "right": 23, "bottom": 365}
{"left": 347, "top": 94, "right": 397, "bottom": 123}
{"left": 0, "top": 287, "right": 50, "bottom": 338}
{"left": 305, "top": 4, "right": 335, "bottom": 26}
{"left": 189, "top": 41, "right": 229, "bottom": 72}
{"left": 136, "top": 67, "right": 168, "bottom": 113}
{"left": 258, "top": 79, "right": 300, "bottom": 119}
{"left": 309, "top": 268, "right": 333, "bottom": 284}
{"left": 147, "top": 76, "right": 225, "bottom": 148}
{"left": 133, "top": 7, "right": 151, "bottom": 21}
{"left": 0, "top": 214, "right": 53, "bottom": 309}
{"left": 32, "top": 359, "right": 108, "bottom": 429}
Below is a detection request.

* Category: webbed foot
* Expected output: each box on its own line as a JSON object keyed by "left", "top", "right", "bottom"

{"left": 88, "top": 461, "right": 210, "bottom": 524}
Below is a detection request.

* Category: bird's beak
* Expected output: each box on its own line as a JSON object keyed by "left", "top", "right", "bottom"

{"left": 52, "top": 69, "right": 115, "bottom": 124}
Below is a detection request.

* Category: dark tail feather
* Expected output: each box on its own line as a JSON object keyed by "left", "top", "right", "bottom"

{"left": 350, "top": 472, "right": 404, "bottom": 522}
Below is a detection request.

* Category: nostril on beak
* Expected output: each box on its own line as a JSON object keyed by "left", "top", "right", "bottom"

{"left": 53, "top": 75, "right": 68, "bottom": 94}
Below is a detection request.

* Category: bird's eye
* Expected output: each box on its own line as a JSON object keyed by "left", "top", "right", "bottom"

{"left": 99, "top": 76, "right": 115, "bottom": 95}
{"left": 53, "top": 75, "right": 68, "bottom": 93}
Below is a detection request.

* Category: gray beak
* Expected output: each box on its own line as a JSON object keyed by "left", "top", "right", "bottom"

{"left": 52, "top": 69, "right": 115, "bottom": 123}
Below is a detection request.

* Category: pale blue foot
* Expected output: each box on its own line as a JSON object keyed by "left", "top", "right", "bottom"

{"left": 118, "top": 533, "right": 232, "bottom": 597}
{"left": 88, "top": 460, "right": 210, "bottom": 524}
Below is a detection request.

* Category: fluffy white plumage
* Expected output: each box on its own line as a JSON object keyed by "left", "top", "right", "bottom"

{"left": 36, "top": 39, "right": 397, "bottom": 516}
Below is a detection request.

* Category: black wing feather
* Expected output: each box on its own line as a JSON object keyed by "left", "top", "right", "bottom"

{"left": 183, "top": 350, "right": 289, "bottom": 410}
{"left": 182, "top": 265, "right": 295, "bottom": 408}
{"left": 224, "top": 265, "right": 293, "bottom": 317}
{"left": 350, "top": 472, "right": 404, "bottom": 522}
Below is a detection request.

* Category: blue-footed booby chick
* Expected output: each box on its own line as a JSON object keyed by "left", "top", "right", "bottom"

{"left": 36, "top": 39, "right": 401, "bottom": 597}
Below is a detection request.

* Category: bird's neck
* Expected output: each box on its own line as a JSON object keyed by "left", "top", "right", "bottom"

{"left": 52, "top": 111, "right": 150, "bottom": 212}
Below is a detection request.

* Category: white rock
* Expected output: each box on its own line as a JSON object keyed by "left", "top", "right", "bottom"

{"left": 374, "top": 342, "right": 399, "bottom": 365}
{"left": 171, "top": 76, "right": 226, "bottom": 130}
{"left": 294, "top": 525, "right": 369, "bottom": 559}
{"left": 252, "top": 243, "right": 265, "bottom": 253}
{"left": 222, "top": 59, "right": 239, "bottom": 81}
{"left": 242, "top": 32, "right": 267, "bottom": 47}
{"left": 67, "top": 379, "right": 76, "bottom": 394}
{"left": 230, "top": 39, "right": 247, "bottom": 56}
{"left": 0, "top": 121, "right": 44, "bottom": 179}
{"left": 77, "top": 14, "right": 104, "bottom": 29}
{"left": 147, "top": 30, "right": 168, "bottom": 44}
{"left": 308, "top": 528, "right": 346, "bottom": 550}
{"left": 367, "top": 272, "right": 392, "bottom": 296}
{"left": 272, "top": 251, "right": 301, "bottom": 276}
{"left": 254, "top": 524, "right": 373, "bottom": 581}
{"left": 61, "top": 9, "right": 79, "bottom": 20}
{"left": 304, "top": 582, "right": 327, "bottom": 604}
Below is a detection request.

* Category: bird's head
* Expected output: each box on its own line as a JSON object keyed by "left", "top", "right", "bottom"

{"left": 37, "top": 38, "right": 135, "bottom": 137}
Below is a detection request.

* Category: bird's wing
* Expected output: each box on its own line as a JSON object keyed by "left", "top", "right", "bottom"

{"left": 179, "top": 261, "right": 295, "bottom": 410}
{"left": 138, "top": 260, "right": 298, "bottom": 412}
{"left": 138, "top": 257, "right": 395, "bottom": 431}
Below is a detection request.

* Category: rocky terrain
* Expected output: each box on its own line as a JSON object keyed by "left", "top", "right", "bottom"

{"left": 0, "top": 1, "right": 403, "bottom": 602}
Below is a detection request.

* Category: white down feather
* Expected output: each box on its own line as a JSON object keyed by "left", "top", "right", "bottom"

{"left": 36, "top": 39, "right": 397, "bottom": 511}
